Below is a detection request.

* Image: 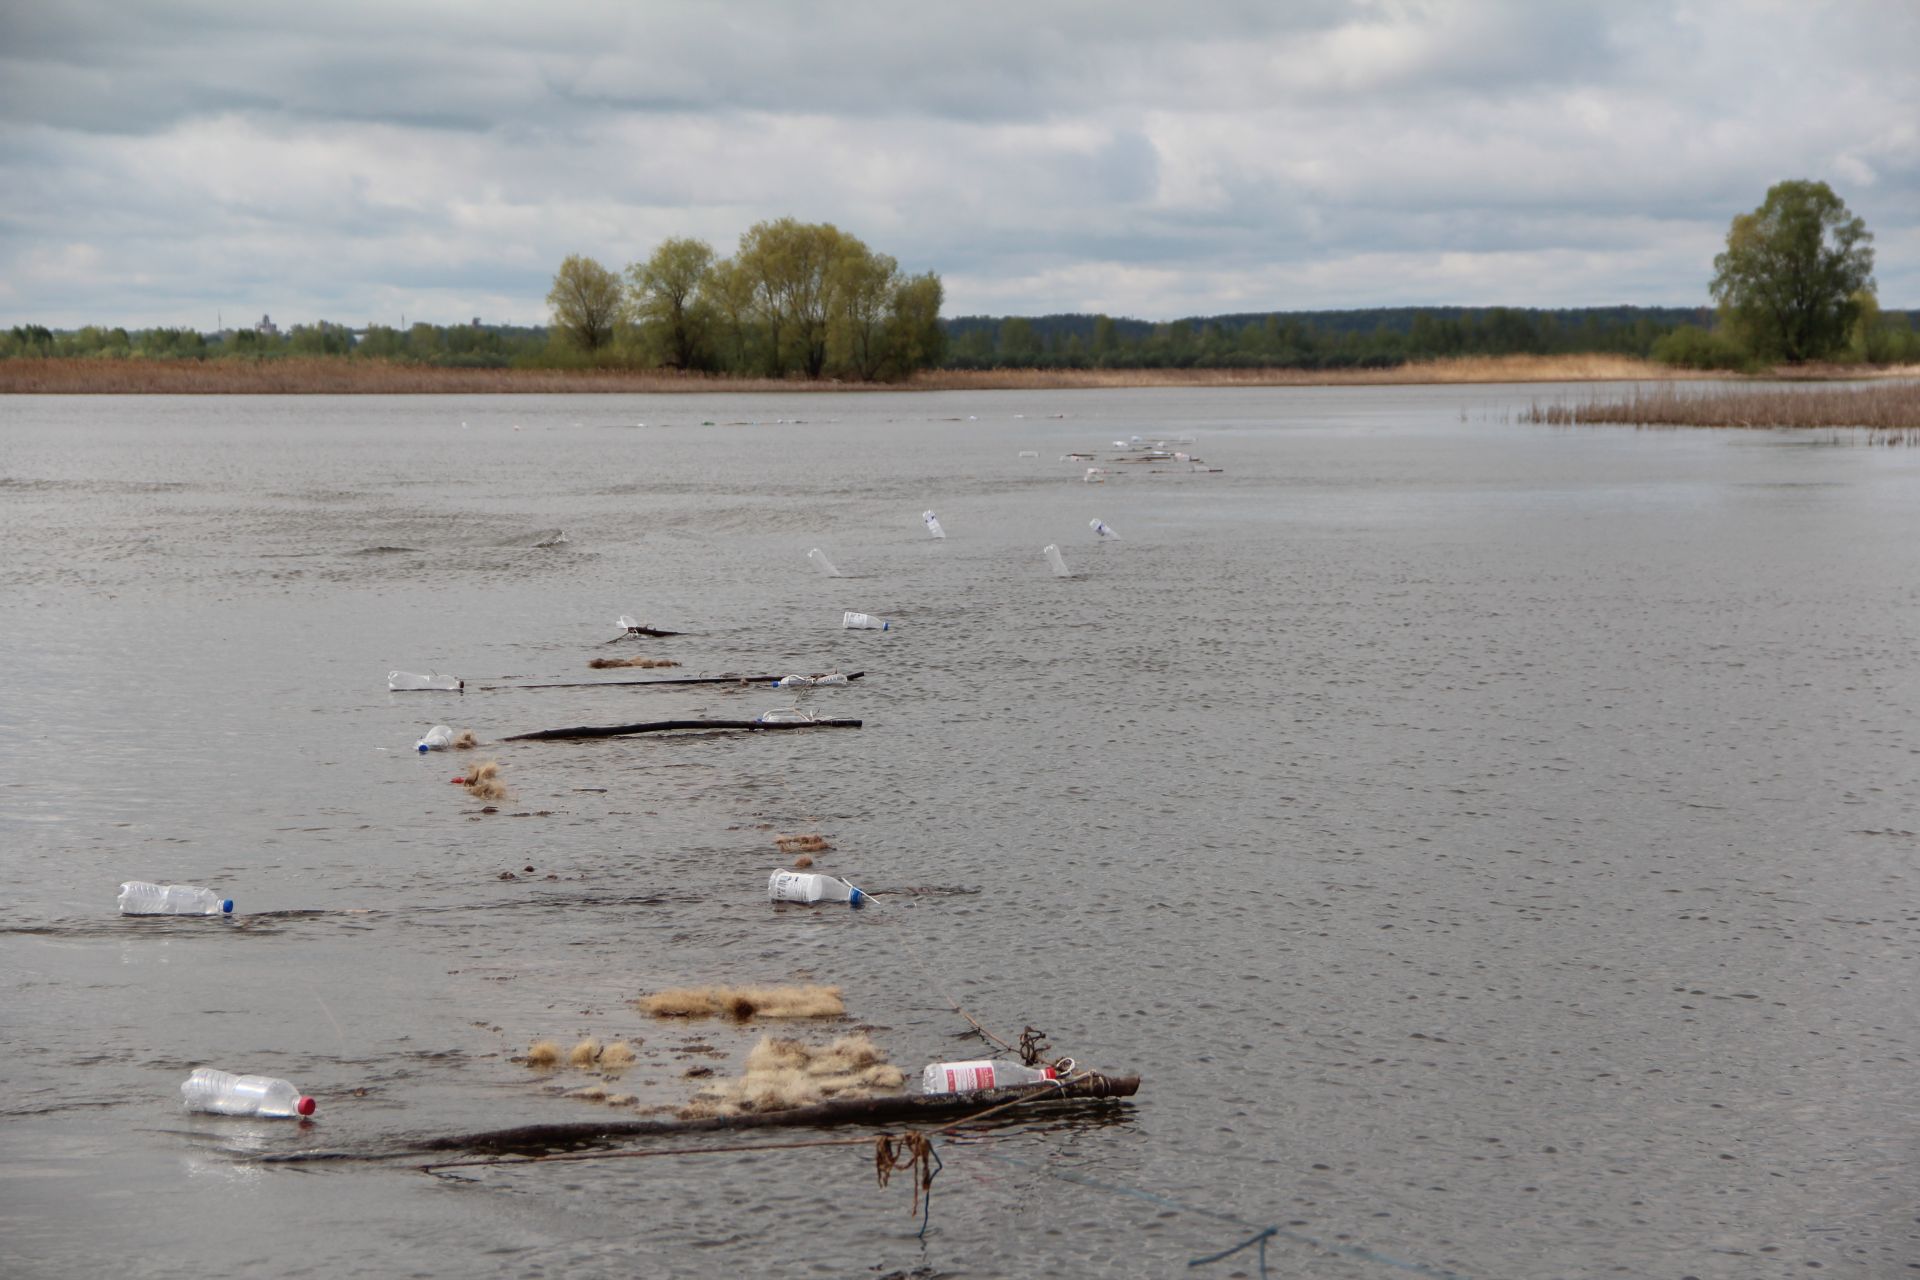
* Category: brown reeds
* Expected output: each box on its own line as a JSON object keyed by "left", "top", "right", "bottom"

{"left": 15, "top": 353, "right": 1886, "bottom": 396}
{"left": 775, "top": 834, "right": 831, "bottom": 854}
{"left": 1524, "top": 380, "right": 1920, "bottom": 431}
{"left": 587, "top": 656, "right": 681, "bottom": 670}
{"left": 679, "top": 1033, "right": 907, "bottom": 1118}
{"left": 637, "top": 984, "right": 846, "bottom": 1020}
{"left": 524, "top": 1040, "right": 561, "bottom": 1069}
{"left": 451, "top": 729, "right": 478, "bottom": 749}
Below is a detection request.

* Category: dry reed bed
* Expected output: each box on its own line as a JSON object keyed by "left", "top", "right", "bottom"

{"left": 1525, "top": 380, "right": 1920, "bottom": 431}
{"left": 0, "top": 353, "right": 1736, "bottom": 394}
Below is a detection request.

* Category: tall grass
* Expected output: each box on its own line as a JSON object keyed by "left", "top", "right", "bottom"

{"left": 1524, "top": 380, "right": 1920, "bottom": 431}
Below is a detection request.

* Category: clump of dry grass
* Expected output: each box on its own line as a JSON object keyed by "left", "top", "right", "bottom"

{"left": 569, "top": 1038, "right": 601, "bottom": 1068}
{"left": 775, "top": 834, "right": 831, "bottom": 854}
{"left": 463, "top": 760, "right": 508, "bottom": 802}
{"left": 679, "top": 1033, "right": 907, "bottom": 1118}
{"left": 451, "top": 729, "right": 478, "bottom": 749}
{"left": 588, "top": 656, "right": 682, "bottom": 669}
{"left": 1524, "top": 381, "right": 1920, "bottom": 432}
{"left": 524, "top": 1040, "right": 561, "bottom": 1068}
{"left": 637, "top": 983, "right": 846, "bottom": 1020}
{"left": 791, "top": 853, "right": 814, "bottom": 870}
{"left": 598, "top": 1041, "right": 636, "bottom": 1071}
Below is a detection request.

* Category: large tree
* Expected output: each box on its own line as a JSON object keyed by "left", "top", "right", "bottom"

{"left": 1710, "top": 180, "right": 1874, "bottom": 362}
{"left": 546, "top": 253, "right": 623, "bottom": 352}
{"left": 627, "top": 237, "right": 714, "bottom": 370}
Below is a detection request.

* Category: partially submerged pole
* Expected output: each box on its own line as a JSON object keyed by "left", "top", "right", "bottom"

{"left": 503, "top": 717, "right": 862, "bottom": 741}
{"left": 481, "top": 672, "right": 865, "bottom": 692}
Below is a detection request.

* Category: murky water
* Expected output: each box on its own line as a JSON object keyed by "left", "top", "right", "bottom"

{"left": 1, "top": 387, "right": 1915, "bottom": 1279}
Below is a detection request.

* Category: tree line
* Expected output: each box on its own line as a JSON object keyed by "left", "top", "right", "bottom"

{"left": 545, "top": 218, "right": 945, "bottom": 381}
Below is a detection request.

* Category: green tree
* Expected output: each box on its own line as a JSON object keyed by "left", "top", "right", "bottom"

{"left": 700, "top": 256, "right": 759, "bottom": 374}
{"left": 826, "top": 243, "right": 897, "bottom": 380}
{"left": 628, "top": 237, "right": 715, "bottom": 370}
{"left": 1710, "top": 180, "right": 1874, "bottom": 363}
{"left": 882, "top": 272, "right": 944, "bottom": 378}
{"left": 547, "top": 253, "right": 623, "bottom": 352}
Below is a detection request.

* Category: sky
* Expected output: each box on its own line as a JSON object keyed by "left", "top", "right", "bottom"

{"left": 2, "top": 1, "right": 1915, "bottom": 329}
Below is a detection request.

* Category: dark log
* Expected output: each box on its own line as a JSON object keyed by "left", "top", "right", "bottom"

{"left": 483, "top": 672, "right": 864, "bottom": 692}
{"left": 420, "top": 1075, "right": 1140, "bottom": 1156}
{"left": 503, "top": 717, "right": 862, "bottom": 741}
{"left": 608, "top": 627, "right": 681, "bottom": 640}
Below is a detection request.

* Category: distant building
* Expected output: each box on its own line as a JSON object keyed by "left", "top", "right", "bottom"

{"left": 255, "top": 314, "right": 280, "bottom": 338}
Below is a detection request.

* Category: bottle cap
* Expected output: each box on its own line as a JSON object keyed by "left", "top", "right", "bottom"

{"left": 847, "top": 888, "right": 865, "bottom": 907}
{"left": 219, "top": 900, "right": 234, "bottom": 914}
{"left": 295, "top": 1096, "right": 316, "bottom": 1116}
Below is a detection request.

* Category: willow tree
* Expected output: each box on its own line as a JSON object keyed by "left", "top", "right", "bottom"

{"left": 1710, "top": 180, "right": 1874, "bottom": 363}
{"left": 546, "top": 254, "right": 623, "bottom": 352}
{"left": 627, "top": 237, "right": 715, "bottom": 370}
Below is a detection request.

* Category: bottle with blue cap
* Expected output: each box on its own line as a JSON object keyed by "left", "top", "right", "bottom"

{"left": 416, "top": 724, "right": 454, "bottom": 752}
{"left": 768, "top": 869, "right": 866, "bottom": 907}
{"left": 842, "top": 611, "right": 891, "bottom": 631}
{"left": 118, "top": 881, "right": 233, "bottom": 916}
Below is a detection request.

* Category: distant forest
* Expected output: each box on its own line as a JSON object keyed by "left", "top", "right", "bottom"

{"left": 7, "top": 303, "right": 1916, "bottom": 372}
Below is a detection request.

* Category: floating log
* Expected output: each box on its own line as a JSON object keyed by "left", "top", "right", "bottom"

{"left": 483, "top": 672, "right": 865, "bottom": 692}
{"left": 503, "top": 717, "right": 862, "bottom": 741}
{"left": 609, "top": 626, "right": 681, "bottom": 640}
{"left": 421, "top": 1074, "right": 1140, "bottom": 1156}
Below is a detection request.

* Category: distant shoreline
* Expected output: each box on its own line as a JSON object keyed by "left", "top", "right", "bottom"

{"left": 0, "top": 353, "right": 1911, "bottom": 395}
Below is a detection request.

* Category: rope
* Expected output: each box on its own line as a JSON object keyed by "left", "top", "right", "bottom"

{"left": 873, "top": 1132, "right": 942, "bottom": 1238}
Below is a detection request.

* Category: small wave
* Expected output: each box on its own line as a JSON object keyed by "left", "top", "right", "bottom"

{"left": 352, "top": 545, "right": 423, "bottom": 555}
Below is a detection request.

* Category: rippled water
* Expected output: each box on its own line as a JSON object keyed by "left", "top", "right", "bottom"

{"left": 1, "top": 388, "right": 1916, "bottom": 1279}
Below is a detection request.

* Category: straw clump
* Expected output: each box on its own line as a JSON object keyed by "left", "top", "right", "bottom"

{"left": 589, "top": 656, "right": 682, "bottom": 669}
{"left": 452, "top": 729, "right": 479, "bottom": 749}
{"left": 524, "top": 1040, "right": 561, "bottom": 1068}
{"left": 680, "top": 1033, "right": 907, "bottom": 1118}
{"left": 638, "top": 983, "right": 846, "bottom": 1021}
{"left": 775, "top": 834, "right": 831, "bottom": 854}
{"left": 464, "top": 759, "right": 508, "bottom": 801}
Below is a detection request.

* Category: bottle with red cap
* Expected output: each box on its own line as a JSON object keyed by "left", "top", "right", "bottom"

{"left": 181, "top": 1068, "right": 316, "bottom": 1118}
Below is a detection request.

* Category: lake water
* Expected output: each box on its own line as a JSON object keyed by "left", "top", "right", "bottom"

{"left": 1, "top": 386, "right": 1915, "bottom": 1279}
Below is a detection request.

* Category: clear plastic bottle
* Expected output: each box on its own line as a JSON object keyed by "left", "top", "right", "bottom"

{"left": 842, "top": 611, "right": 891, "bottom": 630}
{"left": 390, "top": 670, "right": 463, "bottom": 691}
{"left": 807, "top": 548, "right": 843, "bottom": 577}
{"left": 1090, "top": 518, "right": 1120, "bottom": 539}
{"left": 1044, "top": 544, "right": 1071, "bottom": 577}
{"left": 416, "top": 724, "right": 454, "bottom": 752}
{"left": 922, "top": 510, "right": 946, "bottom": 539}
{"left": 919, "top": 1060, "right": 1058, "bottom": 1094}
{"left": 772, "top": 674, "right": 816, "bottom": 688}
{"left": 812, "top": 672, "right": 850, "bottom": 686}
{"left": 118, "top": 881, "right": 233, "bottom": 916}
{"left": 181, "top": 1068, "right": 315, "bottom": 1117}
{"left": 767, "top": 870, "right": 866, "bottom": 907}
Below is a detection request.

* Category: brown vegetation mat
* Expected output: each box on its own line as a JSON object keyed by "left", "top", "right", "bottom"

{"left": 1524, "top": 380, "right": 1920, "bottom": 430}
{"left": 638, "top": 984, "right": 846, "bottom": 1020}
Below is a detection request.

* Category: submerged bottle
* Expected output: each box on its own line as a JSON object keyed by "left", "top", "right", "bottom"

{"left": 919, "top": 1060, "right": 1058, "bottom": 1095}
{"left": 181, "top": 1068, "right": 316, "bottom": 1118}
{"left": 807, "top": 548, "right": 843, "bottom": 577}
{"left": 922, "top": 510, "right": 946, "bottom": 539}
{"left": 416, "top": 724, "right": 454, "bottom": 752}
{"left": 389, "top": 670, "right": 463, "bottom": 691}
{"left": 842, "top": 611, "right": 891, "bottom": 631}
{"left": 1090, "top": 518, "right": 1120, "bottom": 539}
{"left": 772, "top": 674, "right": 815, "bottom": 688}
{"left": 1044, "top": 544, "right": 1071, "bottom": 577}
{"left": 118, "top": 881, "right": 232, "bottom": 916}
{"left": 767, "top": 870, "right": 866, "bottom": 907}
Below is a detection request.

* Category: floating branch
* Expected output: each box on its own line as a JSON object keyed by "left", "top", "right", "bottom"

{"left": 416, "top": 1074, "right": 1141, "bottom": 1156}
{"left": 503, "top": 716, "right": 861, "bottom": 741}
{"left": 483, "top": 672, "right": 864, "bottom": 692}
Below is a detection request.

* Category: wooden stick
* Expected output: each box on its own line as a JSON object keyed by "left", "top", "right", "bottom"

{"left": 503, "top": 717, "right": 862, "bottom": 741}
{"left": 481, "top": 672, "right": 865, "bottom": 691}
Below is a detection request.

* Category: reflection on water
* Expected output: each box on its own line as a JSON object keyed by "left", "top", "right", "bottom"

{"left": 1, "top": 388, "right": 1917, "bottom": 1278}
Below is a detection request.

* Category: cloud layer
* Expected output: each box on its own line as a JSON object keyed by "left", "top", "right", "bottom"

{"left": 3, "top": 1, "right": 1915, "bottom": 327}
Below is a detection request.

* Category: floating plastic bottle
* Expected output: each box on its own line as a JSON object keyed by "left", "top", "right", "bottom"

{"left": 118, "top": 881, "right": 232, "bottom": 916}
{"left": 772, "top": 672, "right": 851, "bottom": 689}
{"left": 1017, "top": 450, "right": 1039, "bottom": 459}
{"left": 616, "top": 614, "right": 641, "bottom": 631}
{"left": 1090, "top": 518, "right": 1120, "bottom": 539}
{"left": 842, "top": 611, "right": 891, "bottom": 631}
{"left": 755, "top": 707, "right": 816, "bottom": 725}
{"left": 1083, "top": 468, "right": 1105, "bottom": 484}
{"left": 416, "top": 724, "right": 454, "bottom": 752}
{"left": 768, "top": 870, "right": 866, "bottom": 907}
{"left": 807, "top": 548, "right": 843, "bottom": 577}
{"left": 1044, "top": 544, "right": 1071, "bottom": 577}
{"left": 389, "top": 670, "right": 462, "bottom": 692}
{"left": 181, "top": 1068, "right": 315, "bottom": 1118}
{"left": 919, "top": 1060, "right": 1058, "bottom": 1095}
{"left": 922, "top": 510, "right": 946, "bottom": 539}
{"left": 813, "top": 672, "right": 850, "bottom": 686}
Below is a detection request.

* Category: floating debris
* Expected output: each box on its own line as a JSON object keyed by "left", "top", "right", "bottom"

{"left": 1090, "top": 518, "right": 1120, "bottom": 539}
{"left": 504, "top": 716, "right": 860, "bottom": 741}
{"left": 680, "top": 1034, "right": 906, "bottom": 1119}
{"left": 588, "top": 656, "right": 682, "bottom": 670}
{"left": 922, "top": 510, "right": 946, "bottom": 539}
{"left": 775, "top": 834, "right": 832, "bottom": 854}
{"left": 1044, "top": 544, "right": 1071, "bottom": 578}
{"left": 808, "top": 547, "right": 844, "bottom": 577}
{"left": 638, "top": 984, "right": 846, "bottom": 1020}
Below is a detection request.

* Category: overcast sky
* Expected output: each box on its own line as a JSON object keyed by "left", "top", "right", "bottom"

{"left": 2, "top": 1, "right": 1914, "bottom": 329}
